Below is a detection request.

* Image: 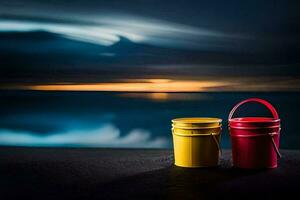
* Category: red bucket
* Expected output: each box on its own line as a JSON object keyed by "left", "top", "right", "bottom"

{"left": 228, "top": 98, "right": 281, "bottom": 169}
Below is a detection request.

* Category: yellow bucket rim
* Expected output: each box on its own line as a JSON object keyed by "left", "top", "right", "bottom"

{"left": 172, "top": 117, "right": 222, "bottom": 128}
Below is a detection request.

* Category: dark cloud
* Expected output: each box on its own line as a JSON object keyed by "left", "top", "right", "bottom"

{"left": 0, "top": 0, "right": 299, "bottom": 89}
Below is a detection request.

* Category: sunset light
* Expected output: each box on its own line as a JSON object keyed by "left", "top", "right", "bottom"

{"left": 17, "top": 79, "right": 229, "bottom": 92}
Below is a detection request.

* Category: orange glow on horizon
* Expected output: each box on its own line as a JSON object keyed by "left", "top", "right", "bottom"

{"left": 148, "top": 79, "right": 171, "bottom": 84}
{"left": 118, "top": 92, "right": 210, "bottom": 101}
{"left": 16, "top": 79, "right": 229, "bottom": 92}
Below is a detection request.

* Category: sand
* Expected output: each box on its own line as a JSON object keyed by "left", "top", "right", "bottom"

{"left": 0, "top": 147, "right": 299, "bottom": 199}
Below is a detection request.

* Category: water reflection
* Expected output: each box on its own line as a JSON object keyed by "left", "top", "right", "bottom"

{"left": 118, "top": 92, "right": 211, "bottom": 102}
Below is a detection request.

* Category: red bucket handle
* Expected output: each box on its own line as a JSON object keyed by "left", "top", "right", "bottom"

{"left": 228, "top": 98, "right": 279, "bottom": 120}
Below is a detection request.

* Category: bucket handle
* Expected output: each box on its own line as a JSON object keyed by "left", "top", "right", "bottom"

{"left": 228, "top": 98, "right": 279, "bottom": 120}
{"left": 211, "top": 132, "right": 222, "bottom": 157}
{"left": 269, "top": 132, "right": 282, "bottom": 158}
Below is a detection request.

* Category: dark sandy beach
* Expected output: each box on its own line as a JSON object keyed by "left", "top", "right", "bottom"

{"left": 0, "top": 147, "right": 299, "bottom": 199}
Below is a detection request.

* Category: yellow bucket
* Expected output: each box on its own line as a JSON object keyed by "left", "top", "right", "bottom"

{"left": 171, "top": 117, "right": 222, "bottom": 168}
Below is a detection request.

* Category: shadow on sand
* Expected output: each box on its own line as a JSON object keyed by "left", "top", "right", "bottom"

{"left": 95, "top": 164, "right": 269, "bottom": 200}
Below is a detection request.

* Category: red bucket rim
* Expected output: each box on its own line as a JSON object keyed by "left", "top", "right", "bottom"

{"left": 229, "top": 117, "right": 280, "bottom": 128}
{"left": 229, "top": 117, "right": 280, "bottom": 123}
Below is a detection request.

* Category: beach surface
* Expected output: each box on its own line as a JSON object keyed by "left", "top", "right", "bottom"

{"left": 0, "top": 147, "right": 299, "bottom": 199}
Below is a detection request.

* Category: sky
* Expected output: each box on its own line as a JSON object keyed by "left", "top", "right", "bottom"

{"left": 0, "top": 0, "right": 299, "bottom": 91}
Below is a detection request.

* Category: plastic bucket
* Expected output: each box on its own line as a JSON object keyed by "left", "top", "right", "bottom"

{"left": 228, "top": 98, "right": 281, "bottom": 169}
{"left": 172, "top": 118, "right": 222, "bottom": 168}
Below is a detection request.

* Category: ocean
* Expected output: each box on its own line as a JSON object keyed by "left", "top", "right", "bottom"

{"left": 0, "top": 90, "right": 299, "bottom": 149}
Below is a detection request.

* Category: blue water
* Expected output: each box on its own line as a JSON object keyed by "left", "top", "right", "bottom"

{"left": 0, "top": 91, "right": 299, "bottom": 149}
